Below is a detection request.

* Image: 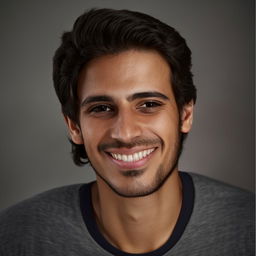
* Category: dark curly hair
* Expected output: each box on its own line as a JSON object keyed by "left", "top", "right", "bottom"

{"left": 53, "top": 8, "right": 196, "bottom": 166}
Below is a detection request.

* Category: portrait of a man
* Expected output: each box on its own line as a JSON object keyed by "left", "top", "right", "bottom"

{"left": 0, "top": 3, "right": 254, "bottom": 256}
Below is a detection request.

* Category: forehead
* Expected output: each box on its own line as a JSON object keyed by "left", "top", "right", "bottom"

{"left": 77, "top": 49, "right": 173, "bottom": 100}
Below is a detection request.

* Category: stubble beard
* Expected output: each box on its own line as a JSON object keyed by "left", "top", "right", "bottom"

{"left": 88, "top": 132, "right": 183, "bottom": 198}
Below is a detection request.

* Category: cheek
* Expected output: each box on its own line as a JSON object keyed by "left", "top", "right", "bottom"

{"left": 80, "top": 118, "right": 113, "bottom": 159}
{"left": 148, "top": 113, "right": 180, "bottom": 159}
{"left": 147, "top": 111, "right": 179, "bottom": 136}
{"left": 80, "top": 119, "right": 103, "bottom": 149}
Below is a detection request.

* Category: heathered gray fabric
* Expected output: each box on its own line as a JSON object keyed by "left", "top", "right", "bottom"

{"left": 170, "top": 173, "right": 254, "bottom": 255}
{"left": 0, "top": 172, "right": 254, "bottom": 256}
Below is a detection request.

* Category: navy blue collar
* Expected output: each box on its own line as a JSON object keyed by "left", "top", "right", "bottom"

{"left": 79, "top": 171, "right": 194, "bottom": 256}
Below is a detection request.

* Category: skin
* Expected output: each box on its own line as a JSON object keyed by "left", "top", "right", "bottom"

{"left": 65, "top": 49, "right": 193, "bottom": 253}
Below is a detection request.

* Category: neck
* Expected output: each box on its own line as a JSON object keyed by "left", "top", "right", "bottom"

{"left": 91, "top": 170, "right": 182, "bottom": 254}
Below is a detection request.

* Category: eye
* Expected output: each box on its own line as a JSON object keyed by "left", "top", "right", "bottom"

{"left": 138, "top": 101, "right": 163, "bottom": 113}
{"left": 141, "top": 101, "right": 161, "bottom": 108}
{"left": 88, "top": 104, "right": 113, "bottom": 114}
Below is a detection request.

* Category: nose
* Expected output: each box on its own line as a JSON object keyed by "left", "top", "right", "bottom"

{"left": 110, "top": 109, "right": 142, "bottom": 142}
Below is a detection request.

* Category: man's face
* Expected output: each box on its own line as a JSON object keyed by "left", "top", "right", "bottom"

{"left": 67, "top": 49, "right": 193, "bottom": 197}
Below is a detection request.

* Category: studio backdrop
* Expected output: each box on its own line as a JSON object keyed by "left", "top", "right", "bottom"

{"left": 0, "top": 0, "right": 254, "bottom": 210}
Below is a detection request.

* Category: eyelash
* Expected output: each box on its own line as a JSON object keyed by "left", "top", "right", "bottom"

{"left": 137, "top": 101, "right": 163, "bottom": 113}
{"left": 139, "top": 101, "right": 162, "bottom": 108}
{"left": 88, "top": 104, "right": 114, "bottom": 114}
{"left": 87, "top": 100, "right": 163, "bottom": 116}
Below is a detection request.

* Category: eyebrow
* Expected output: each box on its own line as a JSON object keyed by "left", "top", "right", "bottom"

{"left": 81, "top": 95, "right": 114, "bottom": 107}
{"left": 127, "top": 91, "right": 169, "bottom": 101}
{"left": 81, "top": 91, "right": 169, "bottom": 107}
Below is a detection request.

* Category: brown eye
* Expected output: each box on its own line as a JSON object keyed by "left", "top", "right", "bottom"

{"left": 89, "top": 104, "right": 112, "bottom": 113}
{"left": 138, "top": 101, "right": 163, "bottom": 113}
{"left": 141, "top": 102, "right": 161, "bottom": 108}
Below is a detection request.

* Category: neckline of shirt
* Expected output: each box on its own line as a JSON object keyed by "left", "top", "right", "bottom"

{"left": 79, "top": 171, "right": 195, "bottom": 256}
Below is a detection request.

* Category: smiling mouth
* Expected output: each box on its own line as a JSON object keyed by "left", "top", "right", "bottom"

{"left": 108, "top": 148, "right": 156, "bottom": 162}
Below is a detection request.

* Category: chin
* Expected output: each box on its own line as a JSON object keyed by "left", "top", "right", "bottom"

{"left": 94, "top": 163, "right": 177, "bottom": 198}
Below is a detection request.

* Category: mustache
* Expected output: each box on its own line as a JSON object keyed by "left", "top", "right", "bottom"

{"left": 98, "top": 138, "right": 162, "bottom": 151}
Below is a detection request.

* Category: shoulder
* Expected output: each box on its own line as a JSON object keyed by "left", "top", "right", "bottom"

{"left": 189, "top": 172, "right": 254, "bottom": 207}
{"left": 186, "top": 172, "right": 254, "bottom": 253}
{"left": 0, "top": 184, "right": 83, "bottom": 218}
{"left": 188, "top": 172, "right": 254, "bottom": 219}
{"left": 0, "top": 184, "right": 85, "bottom": 253}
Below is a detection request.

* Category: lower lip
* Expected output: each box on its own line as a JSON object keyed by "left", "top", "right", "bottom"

{"left": 106, "top": 149, "right": 157, "bottom": 170}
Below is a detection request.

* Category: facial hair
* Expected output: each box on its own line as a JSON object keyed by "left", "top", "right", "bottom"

{"left": 88, "top": 131, "right": 183, "bottom": 198}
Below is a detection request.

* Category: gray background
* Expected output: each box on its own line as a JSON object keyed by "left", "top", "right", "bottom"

{"left": 0, "top": 0, "right": 254, "bottom": 210}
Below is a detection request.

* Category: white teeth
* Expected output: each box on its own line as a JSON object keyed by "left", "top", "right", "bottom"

{"left": 134, "top": 153, "right": 139, "bottom": 161}
{"left": 110, "top": 148, "right": 155, "bottom": 162}
{"left": 128, "top": 155, "right": 133, "bottom": 162}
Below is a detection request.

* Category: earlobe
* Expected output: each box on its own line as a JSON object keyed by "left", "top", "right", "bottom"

{"left": 180, "top": 101, "right": 194, "bottom": 133}
{"left": 63, "top": 115, "right": 84, "bottom": 144}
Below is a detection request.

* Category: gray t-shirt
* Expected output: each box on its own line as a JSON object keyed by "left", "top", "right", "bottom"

{"left": 0, "top": 172, "right": 254, "bottom": 255}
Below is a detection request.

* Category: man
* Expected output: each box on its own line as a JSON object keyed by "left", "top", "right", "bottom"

{"left": 0, "top": 8, "right": 254, "bottom": 255}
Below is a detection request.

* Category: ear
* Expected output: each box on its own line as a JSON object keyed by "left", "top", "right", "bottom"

{"left": 63, "top": 115, "right": 84, "bottom": 144}
{"left": 180, "top": 101, "right": 194, "bottom": 133}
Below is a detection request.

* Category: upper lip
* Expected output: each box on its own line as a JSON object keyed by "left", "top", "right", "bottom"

{"left": 104, "top": 146, "right": 158, "bottom": 155}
